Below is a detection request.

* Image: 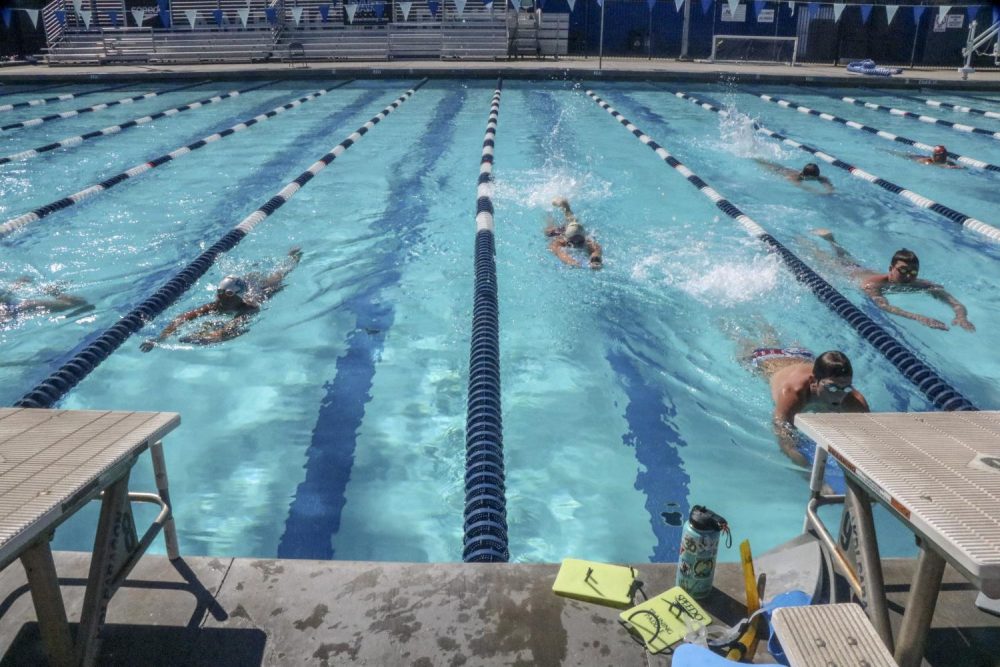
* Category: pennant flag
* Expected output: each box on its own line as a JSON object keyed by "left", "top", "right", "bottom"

{"left": 185, "top": 8, "right": 198, "bottom": 26}
{"left": 212, "top": 8, "right": 224, "bottom": 24}
{"left": 318, "top": 4, "right": 330, "bottom": 21}
{"left": 55, "top": 9, "right": 66, "bottom": 25}
{"left": 265, "top": 7, "right": 277, "bottom": 22}
{"left": 485, "top": 0, "right": 493, "bottom": 11}
{"left": 965, "top": 5, "right": 978, "bottom": 23}
{"left": 510, "top": 0, "right": 521, "bottom": 8}
{"left": 71, "top": 0, "right": 83, "bottom": 14}
{"left": 832, "top": 2, "right": 844, "bottom": 21}
{"left": 108, "top": 9, "right": 120, "bottom": 26}
{"left": 429, "top": 0, "right": 439, "bottom": 14}
{"left": 700, "top": 0, "right": 712, "bottom": 16}
{"left": 937, "top": 5, "right": 951, "bottom": 19}
{"left": 807, "top": 2, "right": 818, "bottom": 19}
{"left": 399, "top": 0, "right": 412, "bottom": 19}
{"left": 131, "top": 8, "right": 145, "bottom": 25}
{"left": 158, "top": 0, "right": 171, "bottom": 27}
{"left": 1, "top": 8, "right": 11, "bottom": 27}
{"left": 567, "top": 0, "right": 575, "bottom": 10}
{"left": 787, "top": 1, "right": 795, "bottom": 15}
{"left": 726, "top": 0, "right": 739, "bottom": 15}
{"left": 79, "top": 8, "right": 92, "bottom": 28}
{"left": 647, "top": 0, "right": 656, "bottom": 11}
{"left": 454, "top": 0, "right": 466, "bottom": 14}
{"left": 860, "top": 3, "right": 871, "bottom": 23}
{"left": 912, "top": 5, "right": 925, "bottom": 24}
{"left": 674, "top": 0, "right": 684, "bottom": 11}
{"left": 374, "top": 1, "right": 385, "bottom": 17}
{"left": 238, "top": 7, "right": 250, "bottom": 26}
{"left": 25, "top": 8, "right": 40, "bottom": 28}
{"left": 753, "top": 0, "right": 765, "bottom": 18}
{"left": 344, "top": 3, "right": 357, "bottom": 22}
{"left": 291, "top": 6, "right": 304, "bottom": 24}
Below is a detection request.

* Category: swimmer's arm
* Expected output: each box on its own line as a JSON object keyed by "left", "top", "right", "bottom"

{"left": 192, "top": 314, "right": 252, "bottom": 344}
{"left": 843, "top": 391, "right": 870, "bottom": 413}
{"left": 862, "top": 281, "right": 948, "bottom": 330}
{"left": 819, "top": 176, "right": 834, "bottom": 193}
{"left": 927, "top": 285, "right": 975, "bottom": 331}
{"left": 753, "top": 158, "right": 786, "bottom": 176}
{"left": 141, "top": 303, "right": 216, "bottom": 351}
{"left": 773, "top": 392, "right": 809, "bottom": 467}
{"left": 549, "top": 239, "right": 580, "bottom": 268}
{"left": 586, "top": 239, "right": 603, "bottom": 269}
{"left": 261, "top": 247, "right": 303, "bottom": 292}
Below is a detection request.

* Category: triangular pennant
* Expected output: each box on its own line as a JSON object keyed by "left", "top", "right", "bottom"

{"left": 566, "top": 0, "right": 575, "bottom": 10}
{"left": 726, "top": 0, "right": 739, "bottom": 15}
{"left": 25, "top": 8, "right": 40, "bottom": 28}
{"left": 596, "top": 0, "right": 603, "bottom": 7}
{"left": 965, "top": 5, "right": 979, "bottom": 23}
{"left": 374, "top": 1, "right": 385, "bottom": 17}
{"left": 157, "top": 0, "right": 171, "bottom": 27}
{"left": 646, "top": 0, "right": 656, "bottom": 11}
{"left": 185, "top": 8, "right": 198, "bottom": 26}
{"left": 344, "top": 3, "right": 357, "bottom": 22}
{"left": 832, "top": 3, "right": 845, "bottom": 21}
{"left": 108, "top": 9, "right": 119, "bottom": 26}
{"left": 238, "top": 7, "right": 250, "bottom": 26}
{"left": 937, "top": 5, "right": 951, "bottom": 19}
{"left": 485, "top": 0, "right": 493, "bottom": 11}
{"left": 318, "top": 4, "right": 330, "bottom": 21}
{"left": 212, "top": 8, "right": 224, "bottom": 24}
{"left": 79, "top": 8, "right": 92, "bottom": 28}
{"left": 753, "top": 0, "right": 765, "bottom": 18}
{"left": 787, "top": 1, "right": 795, "bottom": 15}
{"left": 428, "top": 0, "right": 439, "bottom": 14}
{"left": 71, "top": 0, "right": 83, "bottom": 13}
{"left": 1, "top": 8, "right": 11, "bottom": 27}
{"left": 807, "top": 2, "right": 818, "bottom": 18}
{"left": 885, "top": 4, "right": 898, "bottom": 23}
{"left": 860, "top": 3, "right": 871, "bottom": 23}
{"left": 131, "top": 8, "right": 145, "bottom": 24}
{"left": 55, "top": 9, "right": 66, "bottom": 25}
{"left": 399, "top": 0, "right": 412, "bottom": 19}
{"left": 454, "top": 0, "right": 466, "bottom": 15}
{"left": 291, "top": 6, "right": 304, "bottom": 24}
{"left": 700, "top": 0, "right": 712, "bottom": 15}
{"left": 673, "top": 0, "right": 684, "bottom": 11}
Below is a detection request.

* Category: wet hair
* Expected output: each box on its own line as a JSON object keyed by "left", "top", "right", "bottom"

{"left": 813, "top": 351, "right": 852, "bottom": 381}
{"left": 890, "top": 248, "right": 919, "bottom": 268}
{"left": 801, "top": 163, "right": 821, "bottom": 178}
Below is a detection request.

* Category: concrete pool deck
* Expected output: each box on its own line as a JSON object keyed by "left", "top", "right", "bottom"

{"left": 1, "top": 58, "right": 1000, "bottom": 88}
{"left": 1, "top": 551, "right": 998, "bottom": 665}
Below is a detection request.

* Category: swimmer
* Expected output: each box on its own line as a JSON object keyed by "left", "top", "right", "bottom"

{"left": 1, "top": 276, "right": 90, "bottom": 325}
{"left": 754, "top": 159, "right": 834, "bottom": 193}
{"left": 813, "top": 229, "right": 974, "bottom": 332}
{"left": 545, "top": 197, "right": 603, "bottom": 270}
{"left": 140, "top": 247, "right": 302, "bottom": 351}
{"left": 908, "top": 144, "right": 963, "bottom": 169}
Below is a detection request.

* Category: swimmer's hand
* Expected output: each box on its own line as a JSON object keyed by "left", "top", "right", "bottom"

{"left": 288, "top": 246, "right": 303, "bottom": 263}
{"left": 918, "top": 316, "right": 949, "bottom": 331}
{"left": 589, "top": 254, "right": 603, "bottom": 270}
{"left": 140, "top": 339, "right": 156, "bottom": 352}
{"left": 954, "top": 316, "right": 975, "bottom": 332}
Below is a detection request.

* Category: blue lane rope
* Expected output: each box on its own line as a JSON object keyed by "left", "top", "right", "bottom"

{"left": 669, "top": 90, "right": 1000, "bottom": 245}
{"left": 585, "top": 89, "right": 976, "bottom": 412}
{"left": 0, "top": 81, "right": 350, "bottom": 240}
{"left": 838, "top": 94, "right": 1000, "bottom": 141}
{"left": 754, "top": 92, "right": 1000, "bottom": 174}
{"left": 0, "top": 81, "right": 209, "bottom": 131}
{"left": 0, "top": 82, "right": 132, "bottom": 114}
{"left": 900, "top": 94, "right": 1000, "bottom": 121}
{"left": 14, "top": 81, "right": 428, "bottom": 410}
{"left": 464, "top": 79, "right": 508, "bottom": 563}
{"left": 0, "top": 82, "right": 273, "bottom": 166}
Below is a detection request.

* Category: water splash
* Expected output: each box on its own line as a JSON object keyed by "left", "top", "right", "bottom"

{"left": 716, "top": 105, "right": 787, "bottom": 161}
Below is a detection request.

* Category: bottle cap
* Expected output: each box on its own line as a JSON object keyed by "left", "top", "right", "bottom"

{"left": 688, "top": 505, "right": 728, "bottom": 532}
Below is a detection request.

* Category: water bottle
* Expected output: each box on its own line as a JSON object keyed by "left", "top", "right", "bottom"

{"left": 676, "top": 505, "right": 731, "bottom": 599}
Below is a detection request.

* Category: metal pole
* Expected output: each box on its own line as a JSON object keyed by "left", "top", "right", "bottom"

{"left": 680, "top": 0, "right": 691, "bottom": 58}
{"left": 598, "top": 0, "right": 605, "bottom": 68}
{"left": 909, "top": 5, "right": 922, "bottom": 67}
{"left": 648, "top": 4, "right": 653, "bottom": 59}
{"left": 894, "top": 544, "right": 947, "bottom": 667}
{"left": 844, "top": 478, "right": 894, "bottom": 653}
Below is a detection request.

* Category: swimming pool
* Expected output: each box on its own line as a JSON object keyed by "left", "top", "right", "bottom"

{"left": 2, "top": 78, "right": 998, "bottom": 563}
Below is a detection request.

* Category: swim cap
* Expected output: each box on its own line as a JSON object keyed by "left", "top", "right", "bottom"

{"left": 802, "top": 163, "right": 820, "bottom": 178}
{"left": 564, "top": 221, "right": 586, "bottom": 242}
{"left": 933, "top": 145, "right": 947, "bottom": 156}
{"left": 218, "top": 275, "right": 248, "bottom": 297}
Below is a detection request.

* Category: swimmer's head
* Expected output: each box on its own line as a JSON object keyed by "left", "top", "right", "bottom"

{"left": 801, "top": 163, "right": 821, "bottom": 179}
{"left": 552, "top": 197, "right": 571, "bottom": 211}
{"left": 812, "top": 351, "right": 854, "bottom": 407}
{"left": 889, "top": 248, "right": 920, "bottom": 283}
{"left": 932, "top": 145, "right": 948, "bottom": 163}
{"left": 217, "top": 275, "right": 248, "bottom": 301}
{"left": 563, "top": 221, "right": 586, "bottom": 244}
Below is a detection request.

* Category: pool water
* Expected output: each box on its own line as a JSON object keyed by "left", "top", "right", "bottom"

{"left": 2, "top": 79, "right": 998, "bottom": 563}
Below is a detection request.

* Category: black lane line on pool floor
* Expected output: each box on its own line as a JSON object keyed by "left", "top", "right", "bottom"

{"left": 752, "top": 91, "right": 1000, "bottom": 173}
{"left": 585, "top": 88, "right": 976, "bottom": 412}
{"left": 0, "top": 81, "right": 344, "bottom": 240}
{"left": 668, "top": 89, "right": 1000, "bottom": 246}
{"left": 0, "top": 81, "right": 209, "bottom": 132}
{"left": 835, "top": 93, "right": 1000, "bottom": 141}
{"left": 15, "top": 80, "right": 428, "bottom": 410}
{"left": 890, "top": 92, "right": 1000, "bottom": 121}
{"left": 463, "top": 79, "right": 508, "bottom": 563}
{"left": 0, "top": 83, "right": 74, "bottom": 99}
{"left": 0, "top": 81, "right": 272, "bottom": 166}
{"left": 278, "top": 84, "right": 462, "bottom": 562}
{"left": 0, "top": 82, "right": 132, "bottom": 114}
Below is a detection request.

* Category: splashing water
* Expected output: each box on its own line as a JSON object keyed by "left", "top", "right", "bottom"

{"left": 716, "top": 105, "right": 787, "bottom": 161}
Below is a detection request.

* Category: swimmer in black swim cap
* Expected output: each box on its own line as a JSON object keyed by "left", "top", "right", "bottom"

{"left": 754, "top": 158, "right": 834, "bottom": 193}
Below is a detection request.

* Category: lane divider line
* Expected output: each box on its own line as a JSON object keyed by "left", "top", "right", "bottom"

{"left": 0, "top": 81, "right": 273, "bottom": 166}
{"left": 755, "top": 93, "right": 1000, "bottom": 173}
{"left": 15, "top": 80, "right": 428, "bottom": 410}
{"left": 0, "top": 81, "right": 209, "bottom": 131}
{"left": 0, "top": 82, "right": 132, "bottom": 113}
{"left": 670, "top": 90, "right": 1000, "bottom": 244}
{"left": 464, "top": 79, "right": 508, "bottom": 564}
{"left": 908, "top": 95, "right": 1000, "bottom": 120}
{"left": 838, "top": 94, "right": 1000, "bottom": 141}
{"left": 0, "top": 81, "right": 349, "bottom": 240}
{"left": 586, "top": 89, "right": 976, "bottom": 412}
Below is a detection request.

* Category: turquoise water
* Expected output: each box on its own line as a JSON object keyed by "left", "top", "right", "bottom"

{"left": 2, "top": 80, "right": 998, "bottom": 563}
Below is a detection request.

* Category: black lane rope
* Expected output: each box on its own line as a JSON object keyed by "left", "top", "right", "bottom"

{"left": 0, "top": 81, "right": 349, "bottom": 240}
{"left": 0, "top": 82, "right": 131, "bottom": 114}
{"left": 0, "top": 82, "right": 273, "bottom": 166}
{"left": 586, "top": 89, "right": 976, "bottom": 412}
{"left": 15, "top": 81, "right": 427, "bottom": 409}
{"left": 669, "top": 90, "right": 1000, "bottom": 245}
{"left": 755, "top": 93, "right": 1000, "bottom": 173}
{"left": 838, "top": 94, "right": 1000, "bottom": 141}
{"left": 464, "top": 79, "right": 508, "bottom": 563}
{"left": 900, "top": 93, "right": 1000, "bottom": 120}
{"left": 0, "top": 81, "right": 208, "bottom": 132}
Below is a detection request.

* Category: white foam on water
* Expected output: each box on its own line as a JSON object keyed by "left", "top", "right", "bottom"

{"left": 716, "top": 105, "right": 788, "bottom": 161}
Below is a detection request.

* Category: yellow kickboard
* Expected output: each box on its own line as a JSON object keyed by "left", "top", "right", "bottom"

{"left": 619, "top": 587, "right": 713, "bottom": 654}
{"left": 551, "top": 558, "right": 637, "bottom": 608}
